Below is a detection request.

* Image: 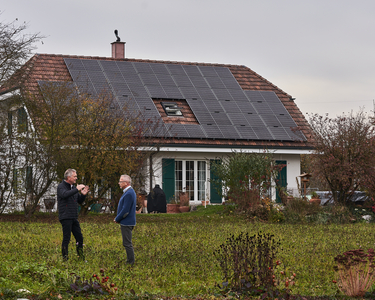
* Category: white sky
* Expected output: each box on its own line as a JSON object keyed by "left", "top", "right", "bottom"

{"left": 2, "top": 0, "right": 375, "bottom": 118}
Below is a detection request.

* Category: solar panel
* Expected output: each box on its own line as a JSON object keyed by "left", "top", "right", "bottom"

{"left": 116, "top": 61, "right": 138, "bottom": 74}
{"left": 82, "top": 60, "right": 102, "bottom": 71}
{"left": 154, "top": 74, "right": 177, "bottom": 86}
{"left": 205, "top": 76, "right": 224, "bottom": 89}
{"left": 227, "top": 113, "right": 249, "bottom": 126}
{"left": 268, "top": 127, "right": 291, "bottom": 141}
{"left": 201, "top": 124, "right": 224, "bottom": 139}
{"left": 261, "top": 115, "right": 282, "bottom": 127}
{"left": 212, "top": 88, "right": 234, "bottom": 101}
{"left": 215, "top": 67, "right": 234, "bottom": 78}
{"left": 204, "top": 100, "right": 224, "bottom": 112}
{"left": 64, "top": 58, "right": 305, "bottom": 142}
{"left": 180, "top": 87, "right": 200, "bottom": 99}
{"left": 196, "top": 88, "right": 217, "bottom": 100}
{"left": 145, "top": 85, "right": 167, "bottom": 98}
{"left": 212, "top": 113, "right": 232, "bottom": 126}
{"left": 64, "top": 58, "right": 85, "bottom": 70}
{"left": 252, "top": 101, "right": 272, "bottom": 114}
{"left": 219, "top": 125, "right": 241, "bottom": 139}
{"left": 150, "top": 63, "right": 170, "bottom": 74}
{"left": 235, "top": 126, "right": 258, "bottom": 140}
{"left": 219, "top": 100, "right": 240, "bottom": 113}
{"left": 198, "top": 66, "right": 218, "bottom": 77}
{"left": 167, "top": 123, "right": 190, "bottom": 138}
{"left": 184, "top": 124, "right": 207, "bottom": 138}
{"left": 182, "top": 65, "right": 202, "bottom": 77}
{"left": 133, "top": 62, "right": 153, "bottom": 73}
{"left": 139, "top": 73, "right": 160, "bottom": 86}
{"left": 252, "top": 127, "right": 273, "bottom": 140}
{"left": 189, "top": 76, "right": 209, "bottom": 88}
{"left": 162, "top": 86, "right": 183, "bottom": 99}
{"left": 166, "top": 64, "right": 186, "bottom": 75}
{"left": 173, "top": 75, "right": 193, "bottom": 87}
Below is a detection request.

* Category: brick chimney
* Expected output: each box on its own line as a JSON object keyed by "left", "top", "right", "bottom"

{"left": 111, "top": 41, "right": 125, "bottom": 59}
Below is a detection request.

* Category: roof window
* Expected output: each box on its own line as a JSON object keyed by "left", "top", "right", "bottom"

{"left": 161, "top": 102, "right": 183, "bottom": 116}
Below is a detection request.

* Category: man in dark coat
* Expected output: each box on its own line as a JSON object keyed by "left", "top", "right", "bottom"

{"left": 147, "top": 184, "right": 167, "bottom": 213}
{"left": 57, "top": 168, "right": 89, "bottom": 261}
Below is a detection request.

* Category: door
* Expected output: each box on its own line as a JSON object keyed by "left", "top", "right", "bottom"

{"left": 162, "top": 158, "right": 175, "bottom": 203}
{"left": 275, "top": 160, "right": 287, "bottom": 203}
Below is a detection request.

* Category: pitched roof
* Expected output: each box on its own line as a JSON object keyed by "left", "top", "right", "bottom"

{"left": 9, "top": 53, "right": 313, "bottom": 149}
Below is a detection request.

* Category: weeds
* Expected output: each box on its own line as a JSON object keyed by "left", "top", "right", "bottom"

{"left": 334, "top": 248, "right": 375, "bottom": 297}
{"left": 214, "top": 231, "right": 282, "bottom": 298}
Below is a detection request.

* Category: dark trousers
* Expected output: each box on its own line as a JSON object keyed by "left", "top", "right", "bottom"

{"left": 60, "top": 219, "right": 84, "bottom": 260}
{"left": 120, "top": 225, "right": 134, "bottom": 264}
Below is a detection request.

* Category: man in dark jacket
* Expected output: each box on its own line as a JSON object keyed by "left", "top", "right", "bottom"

{"left": 57, "top": 168, "right": 89, "bottom": 261}
{"left": 147, "top": 184, "right": 167, "bottom": 213}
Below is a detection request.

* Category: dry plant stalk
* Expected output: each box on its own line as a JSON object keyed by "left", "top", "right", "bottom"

{"left": 334, "top": 248, "right": 375, "bottom": 297}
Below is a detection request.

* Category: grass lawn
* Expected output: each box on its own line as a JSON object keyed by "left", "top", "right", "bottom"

{"left": 1, "top": 205, "right": 375, "bottom": 299}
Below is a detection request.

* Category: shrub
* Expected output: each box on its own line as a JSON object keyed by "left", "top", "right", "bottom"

{"left": 283, "top": 197, "right": 321, "bottom": 224}
{"left": 214, "top": 231, "right": 281, "bottom": 297}
{"left": 334, "top": 248, "right": 375, "bottom": 297}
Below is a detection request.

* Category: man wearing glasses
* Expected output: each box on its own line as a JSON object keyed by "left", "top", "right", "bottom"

{"left": 114, "top": 174, "right": 136, "bottom": 265}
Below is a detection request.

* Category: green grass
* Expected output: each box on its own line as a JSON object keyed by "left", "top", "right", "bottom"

{"left": 1, "top": 206, "right": 375, "bottom": 299}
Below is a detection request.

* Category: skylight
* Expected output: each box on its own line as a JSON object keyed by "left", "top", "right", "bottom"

{"left": 161, "top": 102, "right": 183, "bottom": 116}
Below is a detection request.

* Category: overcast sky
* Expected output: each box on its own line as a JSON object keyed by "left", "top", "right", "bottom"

{"left": 3, "top": 0, "right": 375, "bottom": 118}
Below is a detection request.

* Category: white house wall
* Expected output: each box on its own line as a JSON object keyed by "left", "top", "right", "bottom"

{"left": 146, "top": 149, "right": 303, "bottom": 203}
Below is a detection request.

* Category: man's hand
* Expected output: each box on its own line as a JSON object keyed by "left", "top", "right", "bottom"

{"left": 81, "top": 185, "right": 89, "bottom": 195}
{"left": 77, "top": 184, "right": 85, "bottom": 191}
{"left": 113, "top": 218, "right": 118, "bottom": 223}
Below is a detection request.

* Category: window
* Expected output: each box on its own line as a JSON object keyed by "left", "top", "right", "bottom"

{"left": 174, "top": 160, "right": 207, "bottom": 201}
{"left": 161, "top": 102, "right": 183, "bottom": 116}
{"left": 8, "top": 112, "right": 12, "bottom": 135}
{"left": 17, "top": 107, "right": 28, "bottom": 133}
{"left": 12, "top": 166, "right": 33, "bottom": 194}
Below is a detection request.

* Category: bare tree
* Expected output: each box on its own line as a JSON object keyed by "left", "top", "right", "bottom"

{"left": 309, "top": 110, "right": 375, "bottom": 204}
{"left": 0, "top": 16, "right": 44, "bottom": 86}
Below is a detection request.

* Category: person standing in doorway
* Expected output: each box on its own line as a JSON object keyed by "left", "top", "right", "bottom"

{"left": 57, "top": 168, "right": 89, "bottom": 261}
{"left": 114, "top": 174, "right": 136, "bottom": 265}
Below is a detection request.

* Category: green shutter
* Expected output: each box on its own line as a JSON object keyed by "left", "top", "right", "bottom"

{"left": 162, "top": 158, "right": 175, "bottom": 203}
{"left": 210, "top": 159, "right": 222, "bottom": 203}
{"left": 275, "top": 160, "right": 287, "bottom": 203}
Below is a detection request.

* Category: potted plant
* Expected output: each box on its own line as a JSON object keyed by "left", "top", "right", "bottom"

{"left": 167, "top": 195, "right": 180, "bottom": 213}
{"left": 309, "top": 191, "right": 321, "bottom": 205}
{"left": 179, "top": 189, "right": 190, "bottom": 213}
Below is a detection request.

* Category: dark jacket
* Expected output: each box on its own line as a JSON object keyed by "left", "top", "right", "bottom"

{"left": 57, "top": 180, "right": 86, "bottom": 221}
{"left": 115, "top": 187, "right": 136, "bottom": 226}
{"left": 147, "top": 185, "right": 167, "bottom": 213}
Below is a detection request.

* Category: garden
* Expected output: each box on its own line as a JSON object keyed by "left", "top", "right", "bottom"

{"left": 2, "top": 204, "right": 375, "bottom": 300}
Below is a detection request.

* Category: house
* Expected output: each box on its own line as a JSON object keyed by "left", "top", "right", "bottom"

{"left": 0, "top": 40, "right": 313, "bottom": 206}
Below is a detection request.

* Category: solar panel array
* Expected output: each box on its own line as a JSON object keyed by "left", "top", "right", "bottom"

{"left": 63, "top": 58, "right": 306, "bottom": 141}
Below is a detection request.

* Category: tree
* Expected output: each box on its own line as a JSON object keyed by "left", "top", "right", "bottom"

{"left": 309, "top": 111, "right": 375, "bottom": 204}
{"left": 23, "top": 82, "right": 164, "bottom": 215}
{"left": 210, "top": 151, "right": 283, "bottom": 213}
{"left": 0, "top": 16, "right": 44, "bottom": 86}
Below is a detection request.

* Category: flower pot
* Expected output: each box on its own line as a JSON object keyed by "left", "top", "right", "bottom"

{"left": 309, "top": 198, "right": 321, "bottom": 205}
{"left": 201, "top": 200, "right": 209, "bottom": 206}
{"left": 179, "top": 206, "right": 190, "bottom": 213}
{"left": 167, "top": 204, "right": 180, "bottom": 213}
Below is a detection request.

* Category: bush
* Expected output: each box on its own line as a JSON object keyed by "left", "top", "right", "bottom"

{"left": 283, "top": 198, "right": 321, "bottom": 224}
{"left": 214, "top": 231, "right": 284, "bottom": 298}
{"left": 334, "top": 248, "right": 375, "bottom": 297}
